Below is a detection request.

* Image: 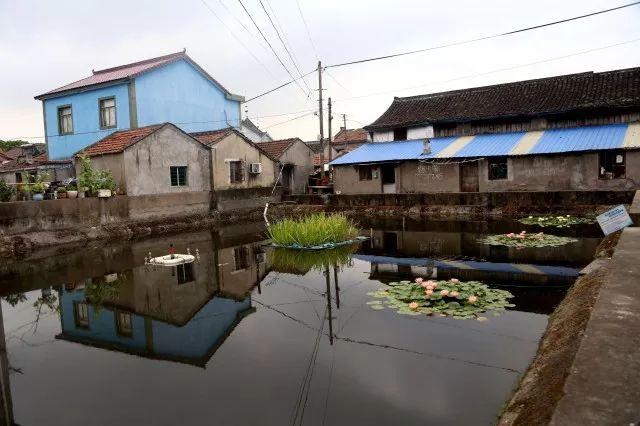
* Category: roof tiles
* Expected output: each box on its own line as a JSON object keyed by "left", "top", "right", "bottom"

{"left": 257, "top": 138, "right": 299, "bottom": 159}
{"left": 80, "top": 124, "right": 164, "bottom": 156}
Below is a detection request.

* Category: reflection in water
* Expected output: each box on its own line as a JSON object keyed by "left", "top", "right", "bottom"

{"left": 0, "top": 218, "right": 598, "bottom": 425}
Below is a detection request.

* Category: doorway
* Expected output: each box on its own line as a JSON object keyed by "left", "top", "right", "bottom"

{"left": 381, "top": 164, "right": 396, "bottom": 194}
{"left": 280, "top": 165, "right": 294, "bottom": 195}
{"left": 460, "top": 161, "right": 479, "bottom": 192}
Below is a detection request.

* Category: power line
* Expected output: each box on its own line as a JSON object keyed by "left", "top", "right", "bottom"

{"left": 216, "top": 0, "right": 270, "bottom": 52}
{"left": 295, "top": 0, "right": 320, "bottom": 61}
{"left": 334, "top": 37, "right": 640, "bottom": 102}
{"left": 243, "top": 68, "right": 315, "bottom": 103}
{"left": 256, "top": 0, "right": 311, "bottom": 93}
{"left": 263, "top": 111, "right": 315, "bottom": 129}
{"left": 236, "top": 0, "right": 309, "bottom": 98}
{"left": 325, "top": 1, "right": 640, "bottom": 69}
{"left": 199, "top": 0, "right": 276, "bottom": 79}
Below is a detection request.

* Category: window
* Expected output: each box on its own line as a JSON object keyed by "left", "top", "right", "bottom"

{"left": 176, "top": 263, "right": 194, "bottom": 284}
{"left": 229, "top": 160, "right": 245, "bottom": 183}
{"left": 15, "top": 173, "right": 22, "bottom": 183}
{"left": 233, "top": 246, "right": 250, "bottom": 271}
{"left": 99, "top": 98, "right": 116, "bottom": 129}
{"left": 358, "top": 165, "right": 372, "bottom": 181}
{"left": 170, "top": 166, "right": 188, "bottom": 186}
{"left": 599, "top": 150, "right": 625, "bottom": 179}
{"left": 115, "top": 311, "right": 133, "bottom": 337}
{"left": 488, "top": 157, "right": 508, "bottom": 180}
{"left": 393, "top": 127, "right": 407, "bottom": 141}
{"left": 74, "top": 301, "right": 90, "bottom": 329}
{"left": 58, "top": 106, "right": 73, "bottom": 135}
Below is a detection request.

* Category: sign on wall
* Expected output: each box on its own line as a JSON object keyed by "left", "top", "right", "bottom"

{"left": 596, "top": 205, "right": 633, "bottom": 235}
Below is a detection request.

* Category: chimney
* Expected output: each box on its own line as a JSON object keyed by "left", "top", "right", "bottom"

{"left": 423, "top": 138, "right": 431, "bottom": 155}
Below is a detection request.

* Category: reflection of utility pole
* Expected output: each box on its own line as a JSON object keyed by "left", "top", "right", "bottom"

{"left": 333, "top": 264, "right": 340, "bottom": 309}
{"left": 324, "top": 265, "right": 334, "bottom": 345}
{"left": 0, "top": 305, "right": 15, "bottom": 426}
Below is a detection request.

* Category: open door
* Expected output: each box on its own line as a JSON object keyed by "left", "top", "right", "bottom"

{"left": 381, "top": 164, "right": 396, "bottom": 194}
{"left": 460, "top": 161, "right": 479, "bottom": 192}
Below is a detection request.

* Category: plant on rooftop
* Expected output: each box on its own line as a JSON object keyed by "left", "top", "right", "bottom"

{"left": 267, "top": 213, "right": 359, "bottom": 248}
{"left": 518, "top": 214, "right": 595, "bottom": 228}
{"left": 479, "top": 231, "right": 577, "bottom": 248}
{"left": 367, "top": 278, "right": 514, "bottom": 320}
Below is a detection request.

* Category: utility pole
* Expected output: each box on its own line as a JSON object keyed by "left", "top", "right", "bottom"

{"left": 342, "top": 113, "right": 347, "bottom": 130}
{"left": 328, "top": 97, "right": 333, "bottom": 162}
{"left": 317, "top": 61, "right": 325, "bottom": 171}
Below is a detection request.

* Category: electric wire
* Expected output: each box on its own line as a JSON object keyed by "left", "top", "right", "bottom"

{"left": 325, "top": 1, "right": 640, "bottom": 69}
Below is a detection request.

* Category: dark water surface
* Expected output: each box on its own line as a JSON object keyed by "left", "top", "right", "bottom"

{"left": 0, "top": 219, "right": 601, "bottom": 425}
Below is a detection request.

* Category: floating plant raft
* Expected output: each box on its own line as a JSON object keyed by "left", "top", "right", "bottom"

{"left": 479, "top": 231, "right": 577, "bottom": 248}
{"left": 368, "top": 278, "right": 514, "bottom": 320}
{"left": 518, "top": 214, "right": 595, "bottom": 228}
{"left": 267, "top": 213, "right": 364, "bottom": 251}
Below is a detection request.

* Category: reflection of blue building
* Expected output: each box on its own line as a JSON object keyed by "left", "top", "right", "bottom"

{"left": 56, "top": 288, "right": 253, "bottom": 367}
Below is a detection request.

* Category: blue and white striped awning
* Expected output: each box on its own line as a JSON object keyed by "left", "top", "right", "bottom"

{"left": 330, "top": 123, "right": 640, "bottom": 165}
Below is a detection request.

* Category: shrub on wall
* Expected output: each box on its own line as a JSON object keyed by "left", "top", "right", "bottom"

{"left": 0, "top": 180, "right": 15, "bottom": 202}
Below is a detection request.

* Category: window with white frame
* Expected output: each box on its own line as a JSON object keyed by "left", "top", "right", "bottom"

{"left": 170, "top": 166, "right": 188, "bottom": 186}
{"left": 58, "top": 106, "right": 73, "bottom": 135}
{"left": 74, "top": 301, "right": 90, "bottom": 328}
{"left": 99, "top": 98, "right": 116, "bottom": 129}
{"left": 115, "top": 311, "right": 133, "bottom": 337}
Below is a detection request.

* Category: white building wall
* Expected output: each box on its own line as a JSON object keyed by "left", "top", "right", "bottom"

{"left": 372, "top": 125, "right": 434, "bottom": 142}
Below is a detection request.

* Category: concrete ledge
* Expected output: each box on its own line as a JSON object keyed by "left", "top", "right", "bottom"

{"left": 550, "top": 227, "right": 640, "bottom": 425}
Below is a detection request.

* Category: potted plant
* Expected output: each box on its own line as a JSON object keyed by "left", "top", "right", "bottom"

{"left": 95, "top": 170, "right": 116, "bottom": 198}
{"left": 56, "top": 187, "right": 67, "bottom": 199}
{"left": 66, "top": 181, "right": 78, "bottom": 199}
{"left": 29, "top": 171, "right": 51, "bottom": 201}
{"left": 77, "top": 155, "right": 94, "bottom": 198}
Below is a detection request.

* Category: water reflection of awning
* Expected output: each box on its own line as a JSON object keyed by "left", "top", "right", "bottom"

{"left": 354, "top": 254, "right": 579, "bottom": 276}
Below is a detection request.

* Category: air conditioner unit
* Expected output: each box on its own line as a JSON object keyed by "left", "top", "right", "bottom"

{"left": 249, "top": 163, "right": 262, "bottom": 174}
{"left": 255, "top": 252, "right": 267, "bottom": 263}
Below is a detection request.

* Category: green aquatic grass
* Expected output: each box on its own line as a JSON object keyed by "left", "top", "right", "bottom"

{"left": 368, "top": 279, "right": 514, "bottom": 320}
{"left": 270, "top": 244, "right": 356, "bottom": 274}
{"left": 479, "top": 232, "right": 577, "bottom": 248}
{"left": 518, "top": 214, "right": 595, "bottom": 228}
{"left": 267, "top": 213, "right": 359, "bottom": 248}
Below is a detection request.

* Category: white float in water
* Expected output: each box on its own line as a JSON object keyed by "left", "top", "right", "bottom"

{"left": 147, "top": 254, "right": 195, "bottom": 266}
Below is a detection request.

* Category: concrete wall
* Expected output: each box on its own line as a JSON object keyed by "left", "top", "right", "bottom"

{"left": 77, "top": 153, "right": 127, "bottom": 192}
{"left": 214, "top": 186, "right": 281, "bottom": 212}
{"left": 43, "top": 83, "right": 131, "bottom": 160}
{"left": 371, "top": 125, "right": 433, "bottom": 142}
{"left": 123, "top": 125, "right": 211, "bottom": 196}
{"left": 333, "top": 164, "right": 382, "bottom": 194}
{"left": 211, "top": 132, "right": 277, "bottom": 191}
{"left": 479, "top": 151, "right": 640, "bottom": 192}
{"left": 397, "top": 161, "right": 460, "bottom": 192}
{"left": 134, "top": 59, "right": 241, "bottom": 133}
{"left": 279, "top": 140, "right": 314, "bottom": 194}
{"left": 0, "top": 191, "right": 211, "bottom": 235}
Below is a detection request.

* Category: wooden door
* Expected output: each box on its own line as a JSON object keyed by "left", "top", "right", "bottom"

{"left": 460, "top": 162, "right": 479, "bottom": 192}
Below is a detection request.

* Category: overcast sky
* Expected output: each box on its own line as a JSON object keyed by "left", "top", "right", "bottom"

{"left": 1, "top": 0, "right": 639, "bottom": 143}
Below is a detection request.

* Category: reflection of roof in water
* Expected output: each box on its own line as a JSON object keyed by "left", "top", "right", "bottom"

{"left": 354, "top": 254, "right": 580, "bottom": 277}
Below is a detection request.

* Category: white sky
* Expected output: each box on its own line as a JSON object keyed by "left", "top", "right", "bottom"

{"left": 1, "top": 0, "right": 639, "bottom": 143}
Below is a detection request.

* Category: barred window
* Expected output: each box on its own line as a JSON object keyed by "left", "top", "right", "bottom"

{"left": 599, "top": 150, "right": 625, "bottom": 179}
{"left": 488, "top": 157, "right": 508, "bottom": 180}
{"left": 229, "top": 161, "right": 245, "bottom": 183}
{"left": 170, "top": 166, "right": 188, "bottom": 186}
{"left": 99, "top": 98, "right": 116, "bottom": 129}
{"left": 233, "top": 246, "right": 250, "bottom": 271}
{"left": 359, "top": 165, "right": 372, "bottom": 181}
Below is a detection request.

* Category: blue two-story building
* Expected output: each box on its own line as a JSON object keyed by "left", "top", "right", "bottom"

{"left": 35, "top": 50, "right": 244, "bottom": 160}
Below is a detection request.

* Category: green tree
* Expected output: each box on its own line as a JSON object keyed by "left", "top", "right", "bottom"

{"left": 0, "top": 139, "right": 28, "bottom": 151}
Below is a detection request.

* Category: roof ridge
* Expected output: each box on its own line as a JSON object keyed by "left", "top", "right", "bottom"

{"left": 93, "top": 50, "right": 186, "bottom": 75}
{"left": 189, "top": 127, "right": 235, "bottom": 136}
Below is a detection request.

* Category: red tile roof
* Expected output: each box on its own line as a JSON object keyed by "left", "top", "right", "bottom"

{"left": 36, "top": 52, "right": 187, "bottom": 99}
{"left": 79, "top": 124, "right": 164, "bottom": 156}
{"left": 366, "top": 67, "right": 640, "bottom": 130}
{"left": 257, "top": 138, "right": 300, "bottom": 159}
{"left": 333, "top": 128, "right": 368, "bottom": 144}
{"left": 0, "top": 151, "right": 72, "bottom": 172}
{"left": 190, "top": 128, "right": 235, "bottom": 146}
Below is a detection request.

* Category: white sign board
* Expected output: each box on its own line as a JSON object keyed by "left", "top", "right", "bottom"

{"left": 596, "top": 205, "right": 633, "bottom": 236}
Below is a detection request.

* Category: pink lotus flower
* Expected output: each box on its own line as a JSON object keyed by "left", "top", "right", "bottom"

{"left": 520, "top": 231, "right": 526, "bottom": 234}
{"left": 409, "top": 302, "right": 419, "bottom": 310}
{"left": 425, "top": 289, "right": 433, "bottom": 296}
{"left": 507, "top": 233, "right": 516, "bottom": 238}
{"left": 468, "top": 295, "right": 478, "bottom": 304}
{"left": 450, "top": 291, "right": 460, "bottom": 298}
{"left": 415, "top": 278, "right": 424, "bottom": 284}
{"left": 420, "top": 282, "right": 430, "bottom": 289}
{"left": 427, "top": 281, "right": 438, "bottom": 288}
{"left": 518, "top": 234, "right": 526, "bottom": 239}
{"left": 440, "top": 289, "right": 450, "bottom": 297}
{"left": 450, "top": 278, "right": 460, "bottom": 283}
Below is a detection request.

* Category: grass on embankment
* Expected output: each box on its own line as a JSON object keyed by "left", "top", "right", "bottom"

{"left": 267, "top": 213, "right": 359, "bottom": 248}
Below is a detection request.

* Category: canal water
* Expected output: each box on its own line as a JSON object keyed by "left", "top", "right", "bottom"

{"left": 0, "top": 219, "right": 602, "bottom": 425}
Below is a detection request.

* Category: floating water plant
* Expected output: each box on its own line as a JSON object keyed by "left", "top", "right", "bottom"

{"left": 267, "top": 213, "right": 360, "bottom": 249}
{"left": 479, "top": 231, "right": 577, "bottom": 247}
{"left": 270, "top": 244, "right": 356, "bottom": 273}
{"left": 367, "top": 278, "right": 514, "bottom": 320}
{"left": 518, "top": 214, "right": 595, "bottom": 228}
